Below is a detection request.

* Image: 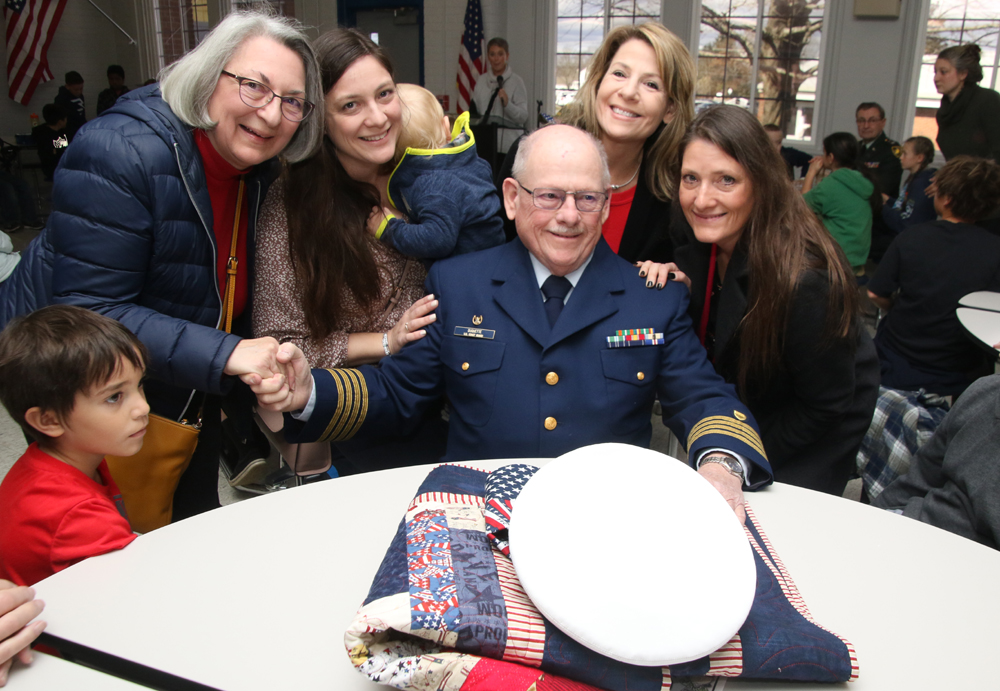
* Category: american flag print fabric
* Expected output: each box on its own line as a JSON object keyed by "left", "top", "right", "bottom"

{"left": 3, "top": 0, "right": 67, "bottom": 104}
{"left": 345, "top": 463, "right": 859, "bottom": 690}
{"left": 484, "top": 463, "right": 538, "bottom": 555}
{"left": 455, "top": 0, "right": 485, "bottom": 115}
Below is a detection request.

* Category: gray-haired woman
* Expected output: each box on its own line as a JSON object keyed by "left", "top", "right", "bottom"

{"left": 0, "top": 9, "right": 323, "bottom": 519}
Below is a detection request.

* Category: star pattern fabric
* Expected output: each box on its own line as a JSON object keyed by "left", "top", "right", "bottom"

{"left": 484, "top": 463, "right": 539, "bottom": 555}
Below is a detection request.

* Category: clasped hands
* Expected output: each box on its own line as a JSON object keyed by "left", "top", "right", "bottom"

{"left": 240, "top": 340, "right": 314, "bottom": 413}
{"left": 225, "top": 337, "right": 307, "bottom": 408}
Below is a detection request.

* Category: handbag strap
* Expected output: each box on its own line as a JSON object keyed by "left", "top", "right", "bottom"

{"left": 181, "top": 177, "right": 246, "bottom": 426}
{"left": 220, "top": 176, "right": 246, "bottom": 334}
{"left": 380, "top": 257, "right": 417, "bottom": 323}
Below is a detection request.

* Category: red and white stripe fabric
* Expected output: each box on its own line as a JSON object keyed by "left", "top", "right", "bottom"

{"left": 4, "top": 0, "right": 67, "bottom": 105}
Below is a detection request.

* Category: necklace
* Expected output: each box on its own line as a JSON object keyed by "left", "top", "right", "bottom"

{"left": 610, "top": 162, "right": 641, "bottom": 191}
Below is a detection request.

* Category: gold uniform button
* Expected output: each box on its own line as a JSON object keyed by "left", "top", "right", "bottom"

{"left": 544, "top": 417, "right": 557, "bottom": 431}
{"left": 636, "top": 372, "right": 645, "bottom": 381}
{"left": 545, "top": 372, "right": 559, "bottom": 385}
{"left": 462, "top": 362, "right": 470, "bottom": 371}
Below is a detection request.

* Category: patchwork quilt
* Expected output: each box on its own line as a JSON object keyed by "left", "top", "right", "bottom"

{"left": 345, "top": 464, "right": 859, "bottom": 690}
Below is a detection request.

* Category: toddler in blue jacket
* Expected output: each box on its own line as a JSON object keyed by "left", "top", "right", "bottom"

{"left": 369, "top": 84, "right": 505, "bottom": 259}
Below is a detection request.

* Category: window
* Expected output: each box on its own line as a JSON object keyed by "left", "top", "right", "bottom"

{"left": 697, "top": 0, "right": 825, "bottom": 141}
{"left": 153, "top": 0, "right": 210, "bottom": 71}
{"left": 912, "top": 1, "right": 1000, "bottom": 148}
{"left": 555, "top": 1, "right": 660, "bottom": 107}
{"left": 233, "top": 1, "right": 296, "bottom": 15}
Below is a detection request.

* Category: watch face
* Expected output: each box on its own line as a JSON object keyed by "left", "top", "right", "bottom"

{"left": 708, "top": 457, "right": 742, "bottom": 479}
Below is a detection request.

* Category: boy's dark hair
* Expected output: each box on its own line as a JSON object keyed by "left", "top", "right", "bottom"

{"left": 42, "top": 103, "right": 66, "bottom": 126}
{"left": 106, "top": 64, "right": 125, "bottom": 79}
{"left": 487, "top": 37, "right": 509, "bottom": 54}
{"left": 762, "top": 123, "right": 782, "bottom": 133}
{"left": 934, "top": 156, "right": 1000, "bottom": 222}
{"left": 64, "top": 70, "right": 84, "bottom": 85}
{"left": 0, "top": 305, "right": 147, "bottom": 442}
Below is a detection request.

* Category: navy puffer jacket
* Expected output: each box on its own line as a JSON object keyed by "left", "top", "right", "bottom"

{"left": 0, "top": 86, "right": 277, "bottom": 419}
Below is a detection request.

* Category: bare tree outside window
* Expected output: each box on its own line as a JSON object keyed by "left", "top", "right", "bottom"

{"left": 912, "top": 1, "right": 999, "bottom": 149}
{"left": 698, "top": 0, "right": 824, "bottom": 141}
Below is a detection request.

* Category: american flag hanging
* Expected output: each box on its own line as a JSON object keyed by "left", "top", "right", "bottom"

{"left": 4, "top": 0, "right": 68, "bottom": 105}
{"left": 455, "top": 0, "right": 485, "bottom": 115}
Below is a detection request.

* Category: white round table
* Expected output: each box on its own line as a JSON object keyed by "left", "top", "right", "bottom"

{"left": 958, "top": 290, "right": 1000, "bottom": 313}
{"left": 957, "top": 307, "right": 1000, "bottom": 350}
{"left": 32, "top": 460, "right": 1000, "bottom": 690}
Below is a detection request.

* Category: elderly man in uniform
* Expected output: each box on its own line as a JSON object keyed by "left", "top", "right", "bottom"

{"left": 251, "top": 125, "right": 773, "bottom": 518}
{"left": 856, "top": 101, "right": 903, "bottom": 262}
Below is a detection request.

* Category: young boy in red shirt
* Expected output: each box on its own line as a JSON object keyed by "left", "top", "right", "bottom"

{"left": 0, "top": 305, "right": 147, "bottom": 586}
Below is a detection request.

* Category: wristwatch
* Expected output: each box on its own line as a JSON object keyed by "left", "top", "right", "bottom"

{"left": 701, "top": 455, "right": 745, "bottom": 483}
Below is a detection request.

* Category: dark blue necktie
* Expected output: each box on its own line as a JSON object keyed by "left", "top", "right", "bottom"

{"left": 541, "top": 275, "right": 572, "bottom": 327}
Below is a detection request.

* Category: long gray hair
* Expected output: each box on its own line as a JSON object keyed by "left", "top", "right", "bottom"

{"left": 159, "top": 8, "right": 323, "bottom": 162}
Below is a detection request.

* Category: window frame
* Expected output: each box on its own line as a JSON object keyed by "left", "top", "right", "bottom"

{"left": 694, "top": 0, "right": 829, "bottom": 143}
{"left": 554, "top": 0, "right": 663, "bottom": 108}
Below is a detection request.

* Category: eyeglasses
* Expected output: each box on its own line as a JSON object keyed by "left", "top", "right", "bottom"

{"left": 221, "top": 70, "right": 315, "bottom": 122}
{"left": 517, "top": 182, "right": 607, "bottom": 213}
{"left": 855, "top": 117, "right": 884, "bottom": 125}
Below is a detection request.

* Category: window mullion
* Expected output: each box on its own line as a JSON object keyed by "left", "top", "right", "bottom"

{"left": 992, "top": 23, "right": 1000, "bottom": 91}
{"left": 749, "top": 0, "right": 766, "bottom": 114}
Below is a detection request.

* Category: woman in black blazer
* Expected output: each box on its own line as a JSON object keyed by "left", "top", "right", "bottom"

{"left": 499, "top": 21, "right": 694, "bottom": 264}
{"left": 642, "top": 106, "right": 879, "bottom": 496}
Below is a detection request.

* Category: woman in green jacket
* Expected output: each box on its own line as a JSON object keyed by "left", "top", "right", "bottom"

{"left": 801, "top": 132, "right": 880, "bottom": 273}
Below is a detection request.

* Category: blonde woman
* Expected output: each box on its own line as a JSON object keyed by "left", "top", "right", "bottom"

{"left": 502, "top": 21, "right": 695, "bottom": 264}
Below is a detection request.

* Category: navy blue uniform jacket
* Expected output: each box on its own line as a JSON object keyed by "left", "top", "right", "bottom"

{"left": 291, "top": 239, "right": 773, "bottom": 488}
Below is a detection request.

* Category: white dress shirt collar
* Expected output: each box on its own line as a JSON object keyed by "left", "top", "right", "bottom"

{"left": 527, "top": 251, "right": 593, "bottom": 305}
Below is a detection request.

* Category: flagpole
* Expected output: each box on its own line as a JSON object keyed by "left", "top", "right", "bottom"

{"left": 86, "top": 0, "right": 137, "bottom": 45}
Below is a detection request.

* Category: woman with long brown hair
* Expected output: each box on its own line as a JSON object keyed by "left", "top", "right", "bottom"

{"left": 644, "top": 105, "right": 878, "bottom": 495}
{"left": 252, "top": 29, "right": 445, "bottom": 474}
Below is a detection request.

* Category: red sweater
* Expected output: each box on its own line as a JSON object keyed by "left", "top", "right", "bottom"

{"left": 0, "top": 444, "right": 136, "bottom": 585}
{"left": 195, "top": 129, "right": 250, "bottom": 321}
{"left": 602, "top": 184, "right": 636, "bottom": 255}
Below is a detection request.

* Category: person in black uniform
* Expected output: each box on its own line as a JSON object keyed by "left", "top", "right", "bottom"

{"left": 856, "top": 102, "right": 902, "bottom": 263}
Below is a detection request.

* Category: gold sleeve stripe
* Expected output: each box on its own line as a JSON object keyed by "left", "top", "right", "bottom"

{"left": 688, "top": 416, "right": 768, "bottom": 460}
{"left": 339, "top": 368, "right": 368, "bottom": 439}
{"left": 689, "top": 419, "right": 766, "bottom": 459}
{"left": 318, "top": 368, "right": 369, "bottom": 442}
